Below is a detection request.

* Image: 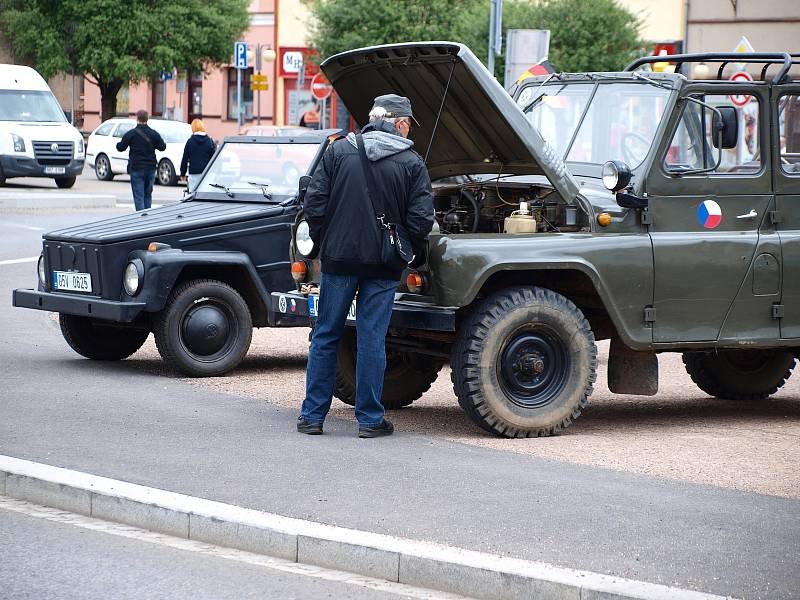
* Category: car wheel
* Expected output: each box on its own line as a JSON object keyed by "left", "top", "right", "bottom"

{"left": 59, "top": 314, "right": 149, "bottom": 360}
{"left": 334, "top": 328, "right": 443, "bottom": 410}
{"left": 55, "top": 176, "right": 77, "bottom": 189}
{"left": 154, "top": 279, "right": 252, "bottom": 377}
{"left": 157, "top": 159, "right": 178, "bottom": 186}
{"left": 683, "top": 350, "right": 795, "bottom": 400}
{"left": 451, "top": 286, "right": 597, "bottom": 438}
{"left": 94, "top": 154, "right": 113, "bottom": 181}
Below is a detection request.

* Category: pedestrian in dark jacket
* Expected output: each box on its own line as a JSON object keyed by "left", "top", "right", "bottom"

{"left": 115, "top": 109, "right": 166, "bottom": 211}
{"left": 298, "top": 94, "right": 435, "bottom": 438}
{"left": 180, "top": 119, "right": 215, "bottom": 191}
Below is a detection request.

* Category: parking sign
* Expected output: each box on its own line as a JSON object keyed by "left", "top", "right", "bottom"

{"left": 234, "top": 42, "right": 248, "bottom": 69}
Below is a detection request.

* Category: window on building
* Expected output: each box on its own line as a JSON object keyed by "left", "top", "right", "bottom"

{"left": 227, "top": 68, "right": 253, "bottom": 121}
{"left": 152, "top": 79, "right": 165, "bottom": 117}
{"left": 116, "top": 84, "right": 129, "bottom": 116}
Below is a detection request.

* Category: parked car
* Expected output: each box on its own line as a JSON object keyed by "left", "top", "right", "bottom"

{"left": 276, "top": 43, "right": 800, "bottom": 438}
{"left": 0, "top": 64, "right": 85, "bottom": 188}
{"left": 86, "top": 118, "right": 192, "bottom": 186}
{"left": 13, "top": 133, "right": 332, "bottom": 376}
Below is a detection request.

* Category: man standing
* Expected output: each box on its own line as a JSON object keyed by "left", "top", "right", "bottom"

{"left": 298, "top": 94, "right": 434, "bottom": 438}
{"left": 116, "top": 110, "right": 166, "bottom": 211}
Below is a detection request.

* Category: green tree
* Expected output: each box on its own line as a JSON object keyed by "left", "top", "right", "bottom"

{"left": 304, "top": 0, "right": 487, "bottom": 62}
{"left": 0, "top": 0, "right": 250, "bottom": 121}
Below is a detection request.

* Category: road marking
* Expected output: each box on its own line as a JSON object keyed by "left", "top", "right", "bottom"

{"left": 0, "top": 223, "right": 45, "bottom": 231}
{"left": 0, "top": 256, "right": 38, "bottom": 266}
{"left": 0, "top": 497, "right": 470, "bottom": 600}
{"left": 114, "top": 203, "right": 163, "bottom": 209}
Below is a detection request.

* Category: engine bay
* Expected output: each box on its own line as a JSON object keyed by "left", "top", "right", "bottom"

{"left": 432, "top": 179, "right": 588, "bottom": 235}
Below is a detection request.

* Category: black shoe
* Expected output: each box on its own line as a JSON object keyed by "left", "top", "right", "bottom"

{"left": 297, "top": 417, "right": 323, "bottom": 435}
{"left": 358, "top": 419, "right": 394, "bottom": 438}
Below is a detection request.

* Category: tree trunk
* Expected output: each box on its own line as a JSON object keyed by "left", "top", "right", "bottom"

{"left": 98, "top": 80, "right": 123, "bottom": 122}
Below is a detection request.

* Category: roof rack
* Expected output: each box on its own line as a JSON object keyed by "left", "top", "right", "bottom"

{"left": 625, "top": 52, "right": 796, "bottom": 84}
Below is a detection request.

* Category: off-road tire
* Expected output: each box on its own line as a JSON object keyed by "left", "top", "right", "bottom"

{"left": 335, "top": 329, "right": 444, "bottom": 410}
{"left": 154, "top": 279, "right": 252, "bottom": 377}
{"left": 157, "top": 159, "right": 178, "bottom": 186}
{"left": 59, "top": 314, "right": 149, "bottom": 361}
{"left": 682, "top": 350, "right": 795, "bottom": 400}
{"left": 451, "top": 286, "right": 597, "bottom": 438}
{"left": 94, "top": 154, "right": 113, "bottom": 181}
{"left": 55, "top": 176, "right": 76, "bottom": 189}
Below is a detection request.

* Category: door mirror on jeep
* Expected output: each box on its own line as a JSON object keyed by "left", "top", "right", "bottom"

{"left": 712, "top": 106, "right": 738, "bottom": 150}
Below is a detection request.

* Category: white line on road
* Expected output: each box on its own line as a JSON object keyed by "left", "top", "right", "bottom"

{"left": 0, "top": 497, "right": 471, "bottom": 600}
{"left": 0, "top": 257, "right": 38, "bottom": 266}
{"left": 0, "top": 223, "right": 45, "bottom": 231}
{"left": 114, "top": 203, "right": 163, "bottom": 209}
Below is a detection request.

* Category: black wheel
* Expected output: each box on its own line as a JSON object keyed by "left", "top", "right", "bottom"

{"left": 451, "top": 287, "right": 596, "bottom": 438}
{"left": 55, "top": 176, "right": 76, "bottom": 189}
{"left": 94, "top": 154, "right": 113, "bottom": 181}
{"left": 0, "top": 164, "right": 6, "bottom": 186}
{"left": 154, "top": 279, "right": 252, "bottom": 377}
{"left": 157, "top": 159, "right": 178, "bottom": 186}
{"left": 334, "top": 329, "right": 443, "bottom": 410}
{"left": 682, "top": 350, "right": 795, "bottom": 400}
{"left": 59, "top": 314, "right": 149, "bottom": 361}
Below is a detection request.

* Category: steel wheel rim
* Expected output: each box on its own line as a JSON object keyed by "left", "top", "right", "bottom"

{"left": 496, "top": 325, "right": 570, "bottom": 409}
{"left": 178, "top": 298, "right": 238, "bottom": 363}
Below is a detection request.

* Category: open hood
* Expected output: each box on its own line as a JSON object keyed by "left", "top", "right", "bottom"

{"left": 321, "top": 42, "right": 579, "bottom": 201}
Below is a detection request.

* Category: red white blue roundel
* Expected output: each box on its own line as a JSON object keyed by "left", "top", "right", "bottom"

{"left": 697, "top": 200, "right": 722, "bottom": 229}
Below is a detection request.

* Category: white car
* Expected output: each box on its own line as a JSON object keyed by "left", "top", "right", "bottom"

{"left": 86, "top": 118, "right": 192, "bottom": 186}
{"left": 0, "top": 64, "right": 85, "bottom": 188}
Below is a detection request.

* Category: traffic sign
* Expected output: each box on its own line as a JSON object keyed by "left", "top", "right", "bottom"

{"left": 234, "top": 42, "right": 248, "bottom": 69}
{"left": 159, "top": 70, "right": 174, "bottom": 81}
{"left": 731, "top": 36, "right": 755, "bottom": 71}
{"left": 310, "top": 72, "right": 333, "bottom": 101}
{"left": 728, "top": 71, "right": 753, "bottom": 107}
{"left": 250, "top": 83, "right": 269, "bottom": 91}
{"left": 252, "top": 74, "right": 268, "bottom": 83}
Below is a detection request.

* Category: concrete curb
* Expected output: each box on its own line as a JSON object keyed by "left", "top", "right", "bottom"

{"left": 0, "top": 456, "right": 734, "bottom": 600}
{"left": 0, "top": 193, "right": 117, "bottom": 209}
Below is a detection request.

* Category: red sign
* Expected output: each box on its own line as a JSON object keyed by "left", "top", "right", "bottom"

{"left": 728, "top": 71, "right": 753, "bottom": 108}
{"left": 278, "top": 47, "right": 319, "bottom": 79}
{"left": 310, "top": 72, "right": 333, "bottom": 101}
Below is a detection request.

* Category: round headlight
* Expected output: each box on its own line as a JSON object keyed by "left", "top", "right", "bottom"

{"left": 37, "top": 254, "right": 46, "bottom": 287}
{"left": 602, "top": 160, "right": 632, "bottom": 192}
{"left": 123, "top": 261, "right": 143, "bottom": 296}
{"left": 295, "top": 220, "right": 315, "bottom": 258}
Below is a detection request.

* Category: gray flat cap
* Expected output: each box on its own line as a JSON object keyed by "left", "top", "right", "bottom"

{"left": 372, "top": 94, "right": 419, "bottom": 125}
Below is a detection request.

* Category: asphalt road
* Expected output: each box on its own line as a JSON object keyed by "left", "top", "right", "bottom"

{"left": 1, "top": 207, "right": 799, "bottom": 599}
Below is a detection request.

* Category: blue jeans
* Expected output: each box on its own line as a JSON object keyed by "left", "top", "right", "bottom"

{"left": 130, "top": 169, "right": 156, "bottom": 211}
{"left": 301, "top": 273, "right": 397, "bottom": 427}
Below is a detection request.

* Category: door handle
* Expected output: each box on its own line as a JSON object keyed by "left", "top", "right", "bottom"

{"left": 736, "top": 209, "right": 758, "bottom": 219}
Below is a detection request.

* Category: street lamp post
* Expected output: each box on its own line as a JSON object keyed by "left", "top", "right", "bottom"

{"left": 247, "top": 45, "right": 276, "bottom": 126}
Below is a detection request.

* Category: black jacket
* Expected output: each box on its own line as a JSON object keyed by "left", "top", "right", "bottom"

{"left": 304, "top": 121, "right": 434, "bottom": 280}
{"left": 116, "top": 124, "right": 166, "bottom": 172}
{"left": 180, "top": 133, "right": 216, "bottom": 176}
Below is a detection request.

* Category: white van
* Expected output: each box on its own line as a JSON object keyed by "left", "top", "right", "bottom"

{"left": 0, "top": 65, "right": 85, "bottom": 188}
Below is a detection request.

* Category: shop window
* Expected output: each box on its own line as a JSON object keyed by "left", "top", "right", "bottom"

{"left": 227, "top": 67, "right": 253, "bottom": 121}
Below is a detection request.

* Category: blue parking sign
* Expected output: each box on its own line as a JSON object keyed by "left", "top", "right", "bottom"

{"left": 234, "top": 42, "right": 248, "bottom": 69}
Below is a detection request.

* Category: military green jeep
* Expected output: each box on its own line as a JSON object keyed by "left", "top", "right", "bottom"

{"left": 275, "top": 43, "right": 800, "bottom": 438}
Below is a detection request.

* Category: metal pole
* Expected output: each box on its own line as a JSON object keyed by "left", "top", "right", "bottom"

{"left": 488, "top": 0, "right": 496, "bottom": 75}
{"left": 256, "top": 45, "right": 261, "bottom": 126}
{"left": 237, "top": 67, "right": 242, "bottom": 127}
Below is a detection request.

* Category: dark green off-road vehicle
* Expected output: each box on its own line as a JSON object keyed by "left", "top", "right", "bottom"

{"left": 275, "top": 43, "right": 800, "bottom": 437}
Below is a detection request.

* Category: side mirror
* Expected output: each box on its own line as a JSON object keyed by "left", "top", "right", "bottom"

{"left": 712, "top": 106, "right": 738, "bottom": 149}
{"left": 616, "top": 192, "right": 648, "bottom": 210}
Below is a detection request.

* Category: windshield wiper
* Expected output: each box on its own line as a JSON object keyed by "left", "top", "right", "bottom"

{"left": 209, "top": 182, "right": 234, "bottom": 197}
{"left": 522, "top": 94, "right": 547, "bottom": 113}
{"left": 247, "top": 181, "right": 272, "bottom": 199}
{"left": 632, "top": 71, "right": 674, "bottom": 90}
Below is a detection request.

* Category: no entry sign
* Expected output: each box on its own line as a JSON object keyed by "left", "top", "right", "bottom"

{"left": 310, "top": 72, "right": 333, "bottom": 101}
{"left": 728, "top": 71, "right": 753, "bottom": 108}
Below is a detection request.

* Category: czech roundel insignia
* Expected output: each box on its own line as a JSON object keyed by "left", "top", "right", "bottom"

{"left": 697, "top": 200, "right": 722, "bottom": 229}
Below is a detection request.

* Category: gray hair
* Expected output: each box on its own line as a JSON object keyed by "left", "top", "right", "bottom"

{"left": 368, "top": 106, "right": 409, "bottom": 125}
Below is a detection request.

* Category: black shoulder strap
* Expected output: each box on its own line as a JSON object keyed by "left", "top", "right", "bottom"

{"left": 355, "top": 133, "right": 385, "bottom": 223}
{"left": 132, "top": 126, "right": 154, "bottom": 148}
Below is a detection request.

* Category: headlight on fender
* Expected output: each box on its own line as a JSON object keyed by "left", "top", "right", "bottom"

{"left": 123, "top": 260, "right": 144, "bottom": 296}
{"left": 295, "top": 220, "right": 316, "bottom": 258}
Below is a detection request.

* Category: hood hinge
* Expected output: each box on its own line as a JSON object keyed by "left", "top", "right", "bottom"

{"left": 772, "top": 304, "right": 785, "bottom": 319}
{"left": 640, "top": 208, "right": 653, "bottom": 226}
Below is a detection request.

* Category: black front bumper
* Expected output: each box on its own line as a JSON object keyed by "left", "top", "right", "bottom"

{"left": 13, "top": 289, "right": 146, "bottom": 322}
{"left": 270, "top": 290, "right": 456, "bottom": 332}
{"left": 0, "top": 156, "right": 84, "bottom": 178}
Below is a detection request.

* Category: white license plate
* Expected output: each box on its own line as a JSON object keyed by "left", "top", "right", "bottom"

{"left": 44, "top": 166, "right": 66, "bottom": 175}
{"left": 53, "top": 271, "right": 92, "bottom": 292}
{"left": 308, "top": 294, "right": 356, "bottom": 321}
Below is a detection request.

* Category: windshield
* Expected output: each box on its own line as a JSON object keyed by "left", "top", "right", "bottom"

{"left": 195, "top": 141, "right": 321, "bottom": 199}
{"left": 517, "top": 82, "right": 671, "bottom": 169}
{"left": 150, "top": 121, "right": 192, "bottom": 143}
{"left": 0, "top": 90, "right": 67, "bottom": 122}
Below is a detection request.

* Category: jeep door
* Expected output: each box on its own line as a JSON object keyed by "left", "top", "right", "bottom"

{"left": 773, "top": 85, "right": 800, "bottom": 339}
{"left": 645, "top": 85, "right": 779, "bottom": 344}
